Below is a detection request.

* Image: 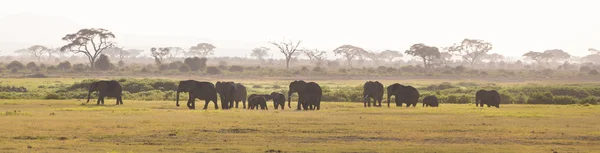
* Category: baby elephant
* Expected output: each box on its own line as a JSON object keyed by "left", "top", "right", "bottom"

{"left": 422, "top": 95, "right": 439, "bottom": 107}
{"left": 248, "top": 94, "right": 271, "bottom": 110}
{"left": 270, "top": 92, "right": 287, "bottom": 110}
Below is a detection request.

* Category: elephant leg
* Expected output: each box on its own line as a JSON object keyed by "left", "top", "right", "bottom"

{"left": 296, "top": 97, "right": 303, "bottom": 110}
{"left": 243, "top": 100, "right": 246, "bottom": 109}
{"left": 116, "top": 97, "right": 120, "bottom": 105}
{"left": 274, "top": 102, "right": 278, "bottom": 109}
{"left": 235, "top": 101, "right": 239, "bottom": 108}
{"left": 119, "top": 96, "right": 123, "bottom": 105}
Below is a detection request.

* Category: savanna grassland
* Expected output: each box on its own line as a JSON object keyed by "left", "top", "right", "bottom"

{"left": 1, "top": 77, "right": 600, "bottom": 153}
{"left": 1, "top": 100, "right": 600, "bottom": 153}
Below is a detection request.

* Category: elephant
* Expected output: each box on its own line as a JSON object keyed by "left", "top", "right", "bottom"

{"left": 475, "top": 90, "right": 501, "bottom": 108}
{"left": 247, "top": 94, "right": 271, "bottom": 110}
{"left": 86, "top": 80, "right": 123, "bottom": 105}
{"left": 422, "top": 95, "right": 439, "bottom": 107}
{"left": 176, "top": 80, "right": 218, "bottom": 110}
{"left": 288, "top": 80, "right": 323, "bottom": 110}
{"left": 270, "top": 92, "right": 287, "bottom": 110}
{"left": 363, "top": 81, "right": 384, "bottom": 107}
{"left": 216, "top": 81, "right": 237, "bottom": 110}
{"left": 387, "top": 83, "right": 420, "bottom": 107}
{"left": 233, "top": 83, "right": 247, "bottom": 109}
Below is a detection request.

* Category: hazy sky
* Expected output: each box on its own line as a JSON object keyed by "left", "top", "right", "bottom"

{"left": 1, "top": 0, "right": 599, "bottom": 58}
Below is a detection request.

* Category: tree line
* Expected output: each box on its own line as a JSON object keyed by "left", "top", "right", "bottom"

{"left": 4, "top": 28, "right": 600, "bottom": 71}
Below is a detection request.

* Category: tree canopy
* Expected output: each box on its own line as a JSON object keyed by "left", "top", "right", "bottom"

{"left": 333, "top": 45, "right": 366, "bottom": 68}
{"left": 405, "top": 43, "right": 440, "bottom": 68}
{"left": 59, "top": 28, "right": 115, "bottom": 70}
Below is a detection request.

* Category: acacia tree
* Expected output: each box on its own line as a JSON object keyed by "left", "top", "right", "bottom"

{"left": 379, "top": 50, "right": 402, "bottom": 63}
{"left": 522, "top": 51, "right": 551, "bottom": 65}
{"left": 405, "top": 43, "right": 440, "bottom": 68}
{"left": 448, "top": 39, "right": 493, "bottom": 68}
{"left": 188, "top": 43, "right": 216, "bottom": 58}
{"left": 16, "top": 45, "right": 48, "bottom": 62}
{"left": 302, "top": 48, "right": 327, "bottom": 67}
{"left": 364, "top": 51, "right": 383, "bottom": 66}
{"left": 59, "top": 28, "right": 115, "bottom": 70}
{"left": 269, "top": 39, "right": 302, "bottom": 69}
{"left": 165, "top": 47, "right": 185, "bottom": 61}
{"left": 333, "top": 45, "right": 366, "bottom": 68}
{"left": 250, "top": 47, "right": 270, "bottom": 63}
{"left": 150, "top": 47, "right": 171, "bottom": 65}
{"left": 103, "top": 46, "right": 128, "bottom": 62}
{"left": 544, "top": 49, "right": 570, "bottom": 62}
{"left": 482, "top": 53, "right": 504, "bottom": 62}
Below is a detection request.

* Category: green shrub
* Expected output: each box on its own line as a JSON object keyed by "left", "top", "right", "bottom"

{"left": 44, "top": 93, "right": 62, "bottom": 100}
{"left": 26, "top": 62, "right": 37, "bottom": 70}
{"left": 6, "top": 61, "right": 24, "bottom": 70}
{"left": 57, "top": 61, "right": 71, "bottom": 70}
{"left": 580, "top": 96, "right": 598, "bottom": 105}
{"left": 229, "top": 65, "right": 244, "bottom": 72}
{"left": 552, "top": 96, "right": 579, "bottom": 105}
{"left": 514, "top": 93, "right": 528, "bottom": 104}
{"left": 206, "top": 66, "right": 221, "bottom": 75}
{"left": 178, "top": 64, "right": 190, "bottom": 72}
{"left": 95, "top": 54, "right": 111, "bottom": 71}
{"left": 527, "top": 92, "right": 553, "bottom": 104}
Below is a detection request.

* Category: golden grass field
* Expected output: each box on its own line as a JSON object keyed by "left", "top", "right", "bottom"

{"left": 1, "top": 99, "right": 599, "bottom": 153}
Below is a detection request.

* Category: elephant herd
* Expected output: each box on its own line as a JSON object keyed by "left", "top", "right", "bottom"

{"left": 85, "top": 80, "right": 501, "bottom": 110}
{"left": 364, "top": 81, "right": 501, "bottom": 108}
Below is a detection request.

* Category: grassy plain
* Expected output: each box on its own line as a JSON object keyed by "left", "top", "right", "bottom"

{"left": 1, "top": 100, "right": 600, "bottom": 153}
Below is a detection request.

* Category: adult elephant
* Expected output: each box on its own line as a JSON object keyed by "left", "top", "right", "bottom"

{"left": 423, "top": 95, "right": 439, "bottom": 107}
{"left": 87, "top": 80, "right": 123, "bottom": 105}
{"left": 387, "top": 83, "right": 420, "bottom": 107}
{"left": 233, "top": 83, "right": 247, "bottom": 109}
{"left": 363, "top": 81, "right": 384, "bottom": 107}
{"left": 270, "top": 92, "right": 286, "bottom": 110}
{"left": 216, "top": 81, "right": 237, "bottom": 110}
{"left": 176, "top": 80, "right": 218, "bottom": 110}
{"left": 288, "top": 80, "right": 322, "bottom": 110}
{"left": 475, "top": 90, "right": 501, "bottom": 108}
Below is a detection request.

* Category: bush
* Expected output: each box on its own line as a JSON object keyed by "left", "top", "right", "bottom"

{"left": 301, "top": 66, "right": 309, "bottom": 72}
{"left": 206, "top": 66, "right": 221, "bottom": 75}
{"left": 184, "top": 57, "right": 207, "bottom": 71}
{"left": 95, "top": 54, "right": 111, "bottom": 71}
{"left": 514, "top": 93, "right": 528, "bottom": 104}
{"left": 44, "top": 93, "right": 61, "bottom": 99}
{"left": 313, "top": 67, "right": 324, "bottom": 72}
{"left": 218, "top": 61, "right": 228, "bottom": 69}
{"left": 73, "top": 64, "right": 87, "bottom": 72}
{"left": 552, "top": 96, "right": 579, "bottom": 105}
{"left": 118, "top": 61, "right": 125, "bottom": 67}
{"left": 178, "top": 64, "right": 190, "bottom": 72}
{"left": 159, "top": 64, "right": 170, "bottom": 71}
{"left": 229, "top": 65, "right": 244, "bottom": 72}
{"left": 589, "top": 69, "right": 599, "bottom": 75}
{"left": 6, "top": 61, "right": 24, "bottom": 70}
{"left": 168, "top": 61, "right": 183, "bottom": 70}
{"left": 26, "top": 62, "right": 37, "bottom": 70}
{"left": 580, "top": 96, "right": 598, "bottom": 105}
{"left": 527, "top": 92, "right": 553, "bottom": 104}
{"left": 454, "top": 65, "right": 466, "bottom": 73}
{"left": 580, "top": 66, "right": 591, "bottom": 72}
{"left": 57, "top": 61, "right": 71, "bottom": 70}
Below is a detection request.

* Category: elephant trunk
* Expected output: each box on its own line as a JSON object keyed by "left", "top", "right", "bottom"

{"left": 176, "top": 90, "right": 181, "bottom": 107}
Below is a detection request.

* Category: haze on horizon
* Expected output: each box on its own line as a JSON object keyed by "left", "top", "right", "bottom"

{"left": 0, "top": 0, "right": 599, "bottom": 58}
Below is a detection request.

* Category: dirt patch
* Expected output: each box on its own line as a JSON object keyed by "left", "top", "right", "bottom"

{"left": 320, "top": 136, "right": 406, "bottom": 142}
{"left": 218, "top": 128, "right": 259, "bottom": 133}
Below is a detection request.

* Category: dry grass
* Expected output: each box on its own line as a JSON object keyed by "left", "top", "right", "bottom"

{"left": 1, "top": 100, "right": 599, "bottom": 153}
